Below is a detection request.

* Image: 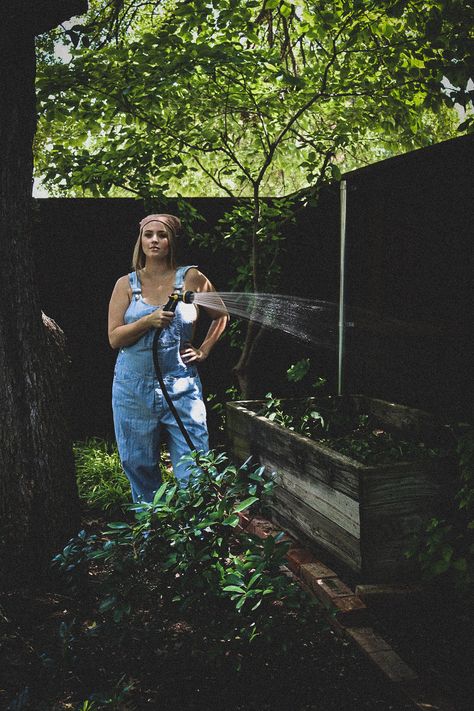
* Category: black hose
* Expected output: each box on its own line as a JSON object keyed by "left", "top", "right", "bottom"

{"left": 151, "top": 295, "right": 196, "bottom": 452}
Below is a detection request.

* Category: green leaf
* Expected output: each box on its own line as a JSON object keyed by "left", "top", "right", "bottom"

{"left": 99, "top": 596, "right": 116, "bottom": 612}
{"left": 223, "top": 585, "right": 246, "bottom": 593}
{"left": 458, "top": 118, "right": 473, "bottom": 133}
{"left": 431, "top": 558, "right": 451, "bottom": 575}
{"left": 287, "top": 358, "right": 310, "bottom": 382}
{"left": 248, "top": 572, "right": 262, "bottom": 588}
{"left": 224, "top": 572, "right": 243, "bottom": 584}
{"left": 452, "top": 558, "right": 467, "bottom": 572}
{"left": 441, "top": 544, "right": 454, "bottom": 562}
{"left": 330, "top": 164, "right": 342, "bottom": 181}
{"left": 153, "top": 482, "right": 168, "bottom": 505}
{"left": 165, "top": 484, "right": 178, "bottom": 503}
{"left": 223, "top": 513, "right": 240, "bottom": 527}
{"left": 234, "top": 496, "right": 259, "bottom": 512}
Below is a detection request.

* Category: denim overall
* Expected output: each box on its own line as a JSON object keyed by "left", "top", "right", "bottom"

{"left": 112, "top": 266, "right": 209, "bottom": 502}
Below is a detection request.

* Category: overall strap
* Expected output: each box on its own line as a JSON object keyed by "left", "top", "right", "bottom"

{"left": 129, "top": 271, "right": 142, "bottom": 301}
{"left": 174, "top": 265, "right": 198, "bottom": 293}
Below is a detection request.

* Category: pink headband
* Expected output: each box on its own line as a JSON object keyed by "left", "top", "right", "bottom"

{"left": 139, "top": 213, "right": 181, "bottom": 234}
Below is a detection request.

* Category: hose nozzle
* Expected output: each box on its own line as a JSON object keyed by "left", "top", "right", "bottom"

{"left": 168, "top": 290, "right": 195, "bottom": 304}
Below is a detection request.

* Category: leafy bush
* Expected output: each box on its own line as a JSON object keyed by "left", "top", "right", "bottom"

{"left": 73, "top": 438, "right": 131, "bottom": 514}
{"left": 54, "top": 450, "right": 314, "bottom": 645}
{"left": 407, "top": 426, "right": 474, "bottom": 598}
{"left": 73, "top": 438, "right": 176, "bottom": 515}
{"left": 206, "top": 385, "right": 240, "bottom": 435}
{"left": 259, "top": 392, "right": 443, "bottom": 465}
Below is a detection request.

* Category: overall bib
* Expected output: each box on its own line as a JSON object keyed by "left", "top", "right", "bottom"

{"left": 112, "top": 266, "right": 209, "bottom": 502}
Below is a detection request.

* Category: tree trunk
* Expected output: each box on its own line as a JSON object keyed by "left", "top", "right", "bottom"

{"left": 0, "top": 6, "right": 85, "bottom": 587}
{"left": 233, "top": 185, "right": 265, "bottom": 397}
{"left": 233, "top": 320, "right": 268, "bottom": 397}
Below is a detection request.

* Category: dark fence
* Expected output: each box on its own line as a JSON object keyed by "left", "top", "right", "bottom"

{"left": 32, "top": 134, "right": 473, "bottom": 439}
{"left": 342, "top": 134, "right": 473, "bottom": 421}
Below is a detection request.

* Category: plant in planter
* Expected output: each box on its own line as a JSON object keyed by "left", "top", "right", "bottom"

{"left": 406, "top": 425, "right": 474, "bottom": 600}
{"left": 226, "top": 361, "right": 456, "bottom": 583}
{"left": 259, "top": 392, "right": 445, "bottom": 466}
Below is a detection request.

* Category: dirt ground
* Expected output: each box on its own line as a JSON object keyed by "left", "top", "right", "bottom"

{"left": 0, "top": 516, "right": 417, "bottom": 711}
{"left": 367, "top": 589, "right": 474, "bottom": 711}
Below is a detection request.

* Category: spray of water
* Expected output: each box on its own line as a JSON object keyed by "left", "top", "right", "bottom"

{"left": 192, "top": 291, "right": 440, "bottom": 349}
{"left": 193, "top": 291, "right": 342, "bottom": 349}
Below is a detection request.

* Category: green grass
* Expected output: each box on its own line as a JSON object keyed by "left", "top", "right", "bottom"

{"left": 73, "top": 438, "right": 176, "bottom": 515}
{"left": 73, "top": 438, "right": 131, "bottom": 514}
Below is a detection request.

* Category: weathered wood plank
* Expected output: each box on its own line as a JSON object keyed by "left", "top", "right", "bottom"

{"left": 262, "top": 459, "right": 360, "bottom": 538}
{"left": 226, "top": 398, "right": 454, "bottom": 582}
{"left": 227, "top": 402, "right": 362, "bottom": 500}
{"left": 351, "top": 394, "right": 442, "bottom": 440}
{"left": 269, "top": 486, "right": 362, "bottom": 572}
{"left": 360, "top": 462, "right": 452, "bottom": 513}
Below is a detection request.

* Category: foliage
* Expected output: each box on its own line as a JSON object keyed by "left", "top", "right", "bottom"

{"left": 73, "top": 438, "right": 176, "bottom": 516}
{"left": 35, "top": 0, "right": 469, "bottom": 201}
{"left": 73, "top": 438, "right": 131, "bottom": 514}
{"left": 407, "top": 425, "right": 474, "bottom": 598}
{"left": 206, "top": 384, "right": 241, "bottom": 435}
{"left": 286, "top": 358, "right": 328, "bottom": 388}
{"left": 34, "top": 0, "right": 472, "bottom": 392}
{"left": 259, "top": 391, "right": 445, "bottom": 464}
{"left": 286, "top": 357, "right": 311, "bottom": 383}
{"left": 53, "top": 450, "right": 314, "bottom": 645}
{"left": 197, "top": 198, "right": 297, "bottom": 292}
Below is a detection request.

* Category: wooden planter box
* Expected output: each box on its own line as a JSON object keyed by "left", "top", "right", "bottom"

{"left": 226, "top": 395, "right": 454, "bottom": 582}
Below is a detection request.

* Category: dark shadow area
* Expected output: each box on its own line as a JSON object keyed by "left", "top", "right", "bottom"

{"left": 32, "top": 134, "right": 474, "bottom": 439}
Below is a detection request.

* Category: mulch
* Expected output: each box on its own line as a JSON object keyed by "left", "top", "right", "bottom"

{"left": 366, "top": 588, "right": 474, "bottom": 711}
{"left": 0, "top": 516, "right": 416, "bottom": 711}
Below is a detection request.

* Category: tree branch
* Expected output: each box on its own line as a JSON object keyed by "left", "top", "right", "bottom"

{"left": 193, "top": 157, "right": 235, "bottom": 198}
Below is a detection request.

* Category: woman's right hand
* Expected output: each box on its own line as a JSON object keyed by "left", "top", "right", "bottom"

{"left": 146, "top": 309, "right": 175, "bottom": 329}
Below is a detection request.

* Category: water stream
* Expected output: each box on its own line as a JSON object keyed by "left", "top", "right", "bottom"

{"left": 193, "top": 291, "right": 344, "bottom": 349}
{"left": 192, "top": 291, "right": 437, "bottom": 349}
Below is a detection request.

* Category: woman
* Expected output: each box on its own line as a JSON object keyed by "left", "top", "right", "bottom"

{"left": 108, "top": 213, "right": 228, "bottom": 502}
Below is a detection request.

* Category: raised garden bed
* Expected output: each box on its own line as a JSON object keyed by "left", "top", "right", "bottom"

{"left": 226, "top": 395, "right": 455, "bottom": 582}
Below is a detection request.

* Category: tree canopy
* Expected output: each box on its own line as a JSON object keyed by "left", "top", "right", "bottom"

{"left": 34, "top": 0, "right": 473, "bottom": 392}
{"left": 35, "top": 0, "right": 472, "bottom": 200}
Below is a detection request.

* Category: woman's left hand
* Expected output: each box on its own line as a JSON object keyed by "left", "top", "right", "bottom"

{"left": 180, "top": 343, "right": 208, "bottom": 363}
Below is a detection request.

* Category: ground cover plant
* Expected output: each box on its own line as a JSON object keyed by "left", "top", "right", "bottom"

{"left": 0, "top": 445, "right": 416, "bottom": 710}
{"left": 407, "top": 425, "right": 474, "bottom": 598}
{"left": 73, "top": 438, "right": 131, "bottom": 516}
{"left": 258, "top": 391, "right": 449, "bottom": 465}
{"left": 74, "top": 439, "right": 175, "bottom": 517}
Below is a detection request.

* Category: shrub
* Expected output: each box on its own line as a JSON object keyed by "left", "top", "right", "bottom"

{"left": 55, "top": 450, "right": 314, "bottom": 644}
{"left": 73, "top": 438, "right": 175, "bottom": 515}
{"left": 73, "top": 438, "right": 131, "bottom": 514}
{"left": 408, "top": 425, "right": 474, "bottom": 598}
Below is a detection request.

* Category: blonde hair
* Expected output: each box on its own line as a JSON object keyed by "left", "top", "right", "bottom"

{"left": 131, "top": 222, "right": 178, "bottom": 272}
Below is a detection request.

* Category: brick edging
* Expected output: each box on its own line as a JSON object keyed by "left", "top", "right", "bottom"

{"left": 237, "top": 512, "right": 457, "bottom": 711}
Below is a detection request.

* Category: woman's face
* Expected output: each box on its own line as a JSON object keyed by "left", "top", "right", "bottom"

{"left": 141, "top": 220, "right": 170, "bottom": 260}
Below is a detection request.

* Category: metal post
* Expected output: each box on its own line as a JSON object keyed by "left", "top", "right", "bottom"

{"left": 338, "top": 180, "right": 347, "bottom": 396}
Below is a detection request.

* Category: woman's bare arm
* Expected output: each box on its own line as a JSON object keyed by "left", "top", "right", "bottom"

{"left": 180, "top": 269, "right": 229, "bottom": 363}
{"left": 108, "top": 275, "right": 174, "bottom": 349}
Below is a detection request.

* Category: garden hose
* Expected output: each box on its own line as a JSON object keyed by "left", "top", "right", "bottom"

{"left": 151, "top": 291, "right": 196, "bottom": 452}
